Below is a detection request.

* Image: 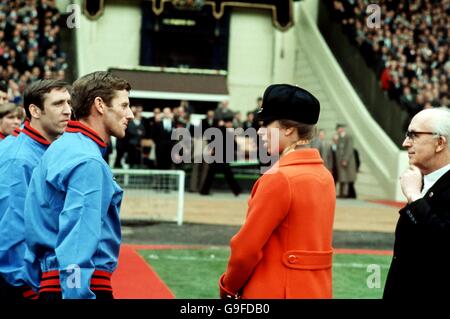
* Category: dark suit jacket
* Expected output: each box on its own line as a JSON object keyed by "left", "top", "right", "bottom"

{"left": 383, "top": 169, "right": 450, "bottom": 299}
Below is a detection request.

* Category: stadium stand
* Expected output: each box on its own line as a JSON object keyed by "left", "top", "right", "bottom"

{"left": 0, "top": 0, "right": 67, "bottom": 105}
{"left": 327, "top": 0, "right": 449, "bottom": 115}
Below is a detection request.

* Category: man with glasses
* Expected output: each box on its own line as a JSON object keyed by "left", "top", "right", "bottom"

{"left": 384, "top": 107, "right": 450, "bottom": 299}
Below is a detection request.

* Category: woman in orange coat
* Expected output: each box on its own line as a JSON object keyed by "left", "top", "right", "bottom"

{"left": 219, "top": 84, "right": 336, "bottom": 299}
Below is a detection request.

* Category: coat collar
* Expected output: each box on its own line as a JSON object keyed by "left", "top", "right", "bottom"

{"left": 65, "top": 120, "right": 107, "bottom": 148}
{"left": 22, "top": 120, "right": 51, "bottom": 145}
{"left": 278, "top": 148, "right": 324, "bottom": 167}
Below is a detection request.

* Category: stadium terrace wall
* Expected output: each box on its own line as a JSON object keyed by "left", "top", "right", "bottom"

{"left": 73, "top": 0, "right": 299, "bottom": 115}
{"left": 74, "top": 0, "right": 142, "bottom": 77}
{"left": 317, "top": 1, "right": 410, "bottom": 148}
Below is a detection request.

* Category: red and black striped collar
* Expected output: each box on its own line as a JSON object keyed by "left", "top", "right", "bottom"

{"left": 65, "top": 120, "right": 107, "bottom": 148}
{"left": 11, "top": 127, "right": 21, "bottom": 137}
{"left": 22, "top": 120, "right": 51, "bottom": 145}
{"left": 0, "top": 127, "right": 21, "bottom": 139}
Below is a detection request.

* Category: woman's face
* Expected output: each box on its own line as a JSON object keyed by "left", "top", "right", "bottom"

{"left": 257, "top": 120, "right": 289, "bottom": 155}
{"left": 0, "top": 110, "right": 22, "bottom": 135}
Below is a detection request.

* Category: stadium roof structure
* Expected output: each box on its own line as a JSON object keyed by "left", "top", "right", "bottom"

{"left": 109, "top": 67, "right": 229, "bottom": 102}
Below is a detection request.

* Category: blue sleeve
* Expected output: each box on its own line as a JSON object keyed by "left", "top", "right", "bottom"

{"left": 55, "top": 160, "right": 112, "bottom": 299}
{"left": 0, "top": 159, "right": 33, "bottom": 287}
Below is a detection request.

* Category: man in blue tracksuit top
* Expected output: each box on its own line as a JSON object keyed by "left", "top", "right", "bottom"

{"left": 0, "top": 126, "right": 21, "bottom": 154}
{"left": 0, "top": 80, "right": 71, "bottom": 300}
{"left": 24, "top": 71, "right": 134, "bottom": 299}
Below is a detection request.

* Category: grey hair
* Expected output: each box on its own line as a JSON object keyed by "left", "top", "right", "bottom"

{"left": 432, "top": 107, "right": 450, "bottom": 150}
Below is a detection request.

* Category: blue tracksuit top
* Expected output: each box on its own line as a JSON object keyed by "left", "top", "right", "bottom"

{"left": 0, "top": 127, "right": 21, "bottom": 156}
{"left": 24, "top": 120, "right": 123, "bottom": 299}
{"left": 0, "top": 122, "right": 50, "bottom": 287}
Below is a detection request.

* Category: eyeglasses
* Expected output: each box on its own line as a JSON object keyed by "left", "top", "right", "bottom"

{"left": 405, "top": 131, "right": 439, "bottom": 140}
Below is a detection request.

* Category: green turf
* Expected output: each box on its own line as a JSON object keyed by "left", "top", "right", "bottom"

{"left": 139, "top": 248, "right": 391, "bottom": 299}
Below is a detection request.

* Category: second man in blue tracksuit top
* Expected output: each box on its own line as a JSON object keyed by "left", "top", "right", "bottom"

{"left": 0, "top": 80, "right": 71, "bottom": 300}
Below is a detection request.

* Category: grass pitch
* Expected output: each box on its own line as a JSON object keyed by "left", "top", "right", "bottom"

{"left": 140, "top": 248, "right": 391, "bottom": 299}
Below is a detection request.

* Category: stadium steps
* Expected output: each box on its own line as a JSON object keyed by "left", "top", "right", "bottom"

{"left": 291, "top": 3, "right": 398, "bottom": 200}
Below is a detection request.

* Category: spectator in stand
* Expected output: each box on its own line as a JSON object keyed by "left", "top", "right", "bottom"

{"left": 0, "top": 0, "right": 67, "bottom": 99}
{"left": 214, "top": 100, "right": 234, "bottom": 122}
{"left": 126, "top": 105, "right": 146, "bottom": 168}
{"left": 153, "top": 107, "right": 176, "bottom": 170}
{"left": 243, "top": 111, "right": 255, "bottom": 131}
{"left": 201, "top": 110, "right": 216, "bottom": 134}
{"left": 0, "top": 82, "right": 8, "bottom": 104}
{"left": 251, "top": 97, "right": 263, "bottom": 131}
{"left": 232, "top": 111, "right": 242, "bottom": 129}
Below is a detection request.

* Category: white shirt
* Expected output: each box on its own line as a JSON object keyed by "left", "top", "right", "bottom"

{"left": 420, "top": 163, "right": 450, "bottom": 197}
{"left": 162, "top": 118, "right": 172, "bottom": 132}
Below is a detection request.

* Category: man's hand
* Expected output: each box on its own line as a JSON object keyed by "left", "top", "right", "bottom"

{"left": 400, "top": 165, "right": 423, "bottom": 203}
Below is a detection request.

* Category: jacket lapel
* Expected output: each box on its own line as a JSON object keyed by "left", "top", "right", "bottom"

{"left": 424, "top": 169, "right": 450, "bottom": 199}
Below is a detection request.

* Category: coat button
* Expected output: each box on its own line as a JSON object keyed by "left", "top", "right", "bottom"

{"left": 288, "top": 255, "right": 297, "bottom": 264}
{"left": 429, "top": 192, "right": 434, "bottom": 198}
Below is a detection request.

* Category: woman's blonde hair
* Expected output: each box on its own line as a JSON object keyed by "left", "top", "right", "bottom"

{"left": 278, "top": 120, "right": 316, "bottom": 141}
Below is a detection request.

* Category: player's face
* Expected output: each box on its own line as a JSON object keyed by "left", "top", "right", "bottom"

{"left": 0, "top": 110, "right": 21, "bottom": 135}
{"left": 104, "top": 90, "right": 134, "bottom": 139}
{"left": 40, "top": 88, "right": 72, "bottom": 140}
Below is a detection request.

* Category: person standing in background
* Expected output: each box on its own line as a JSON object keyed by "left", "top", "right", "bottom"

{"left": 335, "top": 124, "right": 357, "bottom": 198}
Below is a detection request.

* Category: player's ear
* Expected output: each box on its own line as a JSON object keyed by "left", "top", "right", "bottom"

{"left": 29, "top": 104, "right": 42, "bottom": 119}
{"left": 93, "top": 97, "right": 105, "bottom": 115}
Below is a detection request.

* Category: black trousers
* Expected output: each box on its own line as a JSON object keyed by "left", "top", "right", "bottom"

{"left": 0, "top": 275, "right": 37, "bottom": 300}
{"left": 200, "top": 162, "right": 241, "bottom": 196}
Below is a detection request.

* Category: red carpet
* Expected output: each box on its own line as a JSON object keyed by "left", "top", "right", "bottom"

{"left": 112, "top": 245, "right": 175, "bottom": 299}
{"left": 368, "top": 200, "right": 406, "bottom": 208}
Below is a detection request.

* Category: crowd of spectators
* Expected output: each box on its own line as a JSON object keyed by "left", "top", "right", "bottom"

{"left": 0, "top": 0, "right": 67, "bottom": 106}
{"left": 113, "top": 99, "right": 261, "bottom": 171}
{"left": 109, "top": 98, "right": 262, "bottom": 195}
{"left": 330, "top": 0, "right": 449, "bottom": 115}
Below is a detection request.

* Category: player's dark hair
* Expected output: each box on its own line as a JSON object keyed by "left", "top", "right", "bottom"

{"left": 23, "top": 80, "right": 71, "bottom": 119}
{"left": 71, "top": 71, "right": 131, "bottom": 120}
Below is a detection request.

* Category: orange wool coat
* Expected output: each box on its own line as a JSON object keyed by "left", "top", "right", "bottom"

{"left": 219, "top": 148, "right": 336, "bottom": 299}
